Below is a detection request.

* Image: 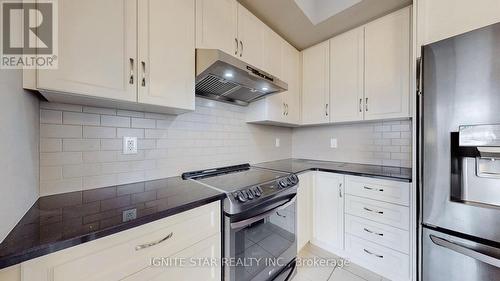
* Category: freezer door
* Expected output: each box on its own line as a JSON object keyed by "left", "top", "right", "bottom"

{"left": 423, "top": 228, "right": 500, "bottom": 281}
{"left": 421, "top": 21, "right": 500, "bottom": 242}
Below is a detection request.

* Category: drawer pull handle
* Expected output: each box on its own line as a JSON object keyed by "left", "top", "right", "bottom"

{"left": 364, "top": 186, "right": 384, "bottom": 192}
{"left": 364, "top": 228, "right": 384, "bottom": 236}
{"left": 364, "top": 248, "right": 383, "bottom": 258}
{"left": 363, "top": 207, "right": 384, "bottom": 214}
{"left": 135, "top": 232, "right": 173, "bottom": 251}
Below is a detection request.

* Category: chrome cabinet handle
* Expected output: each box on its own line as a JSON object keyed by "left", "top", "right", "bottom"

{"left": 365, "top": 97, "right": 368, "bottom": 111}
{"left": 239, "top": 40, "right": 243, "bottom": 57}
{"left": 286, "top": 104, "right": 289, "bottom": 116}
{"left": 364, "top": 227, "right": 384, "bottom": 236}
{"left": 325, "top": 104, "right": 329, "bottom": 116}
{"left": 359, "top": 98, "right": 362, "bottom": 112}
{"left": 364, "top": 186, "right": 384, "bottom": 192}
{"left": 235, "top": 38, "right": 239, "bottom": 55}
{"left": 363, "top": 207, "right": 384, "bottom": 214}
{"left": 141, "top": 61, "right": 146, "bottom": 87}
{"left": 135, "top": 232, "right": 173, "bottom": 251}
{"left": 339, "top": 183, "right": 342, "bottom": 198}
{"left": 129, "top": 58, "right": 134, "bottom": 85}
{"left": 364, "top": 248, "right": 384, "bottom": 258}
{"left": 283, "top": 103, "right": 286, "bottom": 115}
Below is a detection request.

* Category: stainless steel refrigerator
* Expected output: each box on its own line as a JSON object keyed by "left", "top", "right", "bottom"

{"left": 420, "top": 22, "right": 500, "bottom": 280}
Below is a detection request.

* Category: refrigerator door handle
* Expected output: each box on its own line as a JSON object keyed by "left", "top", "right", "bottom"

{"left": 430, "top": 235, "right": 500, "bottom": 268}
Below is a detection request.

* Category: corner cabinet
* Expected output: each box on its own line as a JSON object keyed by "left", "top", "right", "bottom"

{"left": 24, "top": 0, "right": 195, "bottom": 115}
{"left": 301, "top": 41, "right": 330, "bottom": 125}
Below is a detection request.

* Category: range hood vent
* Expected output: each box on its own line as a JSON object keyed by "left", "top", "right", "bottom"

{"left": 195, "top": 49, "right": 287, "bottom": 106}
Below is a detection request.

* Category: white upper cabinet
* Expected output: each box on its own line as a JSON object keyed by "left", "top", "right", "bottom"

{"left": 28, "top": 0, "right": 195, "bottom": 114}
{"left": 263, "top": 28, "right": 283, "bottom": 78}
{"left": 195, "top": 0, "right": 238, "bottom": 56}
{"left": 246, "top": 40, "right": 301, "bottom": 126}
{"left": 138, "top": 0, "right": 195, "bottom": 111}
{"left": 329, "top": 27, "right": 364, "bottom": 123}
{"left": 364, "top": 7, "right": 410, "bottom": 121}
{"left": 313, "top": 172, "right": 344, "bottom": 252}
{"left": 237, "top": 4, "right": 265, "bottom": 69}
{"left": 301, "top": 41, "right": 330, "bottom": 125}
{"left": 418, "top": 0, "right": 500, "bottom": 46}
{"left": 37, "top": 0, "right": 137, "bottom": 102}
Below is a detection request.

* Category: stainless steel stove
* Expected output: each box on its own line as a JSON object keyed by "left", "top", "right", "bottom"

{"left": 182, "top": 164, "right": 298, "bottom": 281}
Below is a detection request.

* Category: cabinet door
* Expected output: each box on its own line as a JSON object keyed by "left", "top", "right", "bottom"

{"left": 37, "top": 0, "right": 137, "bottom": 102}
{"left": 237, "top": 4, "right": 265, "bottom": 69}
{"left": 364, "top": 7, "right": 410, "bottom": 120}
{"left": 313, "top": 172, "right": 344, "bottom": 252}
{"left": 138, "top": 0, "right": 195, "bottom": 111}
{"left": 263, "top": 28, "right": 283, "bottom": 78}
{"left": 282, "top": 42, "right": 301, "bottom": 125}
{"left": 301, "top": 41, "right": 330, "bottom": 125}
{"left": 418, "top": 0, "right": 500, "bottom": 45}
{"left": 195, "top": 0, "right": 238, "bottom": 56}
{"left": 330, "top": 27, "right": 364, "bottom": 123}
{"left": 297, "top": 172, "right": 313, "bottom": 252}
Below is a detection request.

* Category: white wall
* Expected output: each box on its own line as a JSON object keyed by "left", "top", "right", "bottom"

{"left": 0, "top": 69, "right": 39, "bottom": 243}
{"left": 39, "top": 98, "right": 292, "bottom": 196}
{"left": 293, "top": 120, "right": 412, "bottom": 167}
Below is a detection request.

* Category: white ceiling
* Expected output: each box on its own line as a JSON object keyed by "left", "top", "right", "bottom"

{"left": 238, "top": 0, "right": 412, "bottom": 50}
{"left": 294, "top": 0, "right": 362, "bottom": 25}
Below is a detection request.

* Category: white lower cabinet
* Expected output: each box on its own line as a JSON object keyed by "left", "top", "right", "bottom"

{"left": 301, "top": 171, "right": 412, "bottom": 281}
{"left": 312, "top": 172, "right": 344, "bottom": 253}
{"left": 21, "top": 202, "right": 221, "bottom": 281}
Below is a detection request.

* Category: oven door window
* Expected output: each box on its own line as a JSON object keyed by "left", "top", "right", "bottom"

{"left": 227, "top": 202, "right": 296, "bottom": 281}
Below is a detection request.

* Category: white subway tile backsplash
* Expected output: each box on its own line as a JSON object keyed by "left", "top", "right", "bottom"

{"left": 117, "top": 128, "right": 145, "bottom": 138}
{"left": 41, "top": 124, "right": 82, "bottom": 138}
{"left": 63, "top": 139, "right": 100, "bottom": 152}
{"left": 41, "top": 178, "right": 83, "bottom": 196}
{"left": 63, "top": 112, "right": 100, "bottom": 126}
{"left": 63, "top": 164, "right": 102, "bottom": 178}
{"left": 40, "top": 152, "right": 82, "bottom": 166}
{"left": 40, "top": 138, "right": 62, "bottom": 152}
{"left": 83, "top": 126, "right": 116, "bottom": 139}
{"left": 101, "top": 115, "right": 130, "bottom": 127}
{"left": 117, "top": 110, "right": 145, "bottom": 118}
{"left": 40, "top": 110, "right": 62, "bottom": 124}
{"left": 40, "top": 166, "right": 63, "bottom": 181}
{"left": 131, "top": 118, "right": 156, "bottom": 129}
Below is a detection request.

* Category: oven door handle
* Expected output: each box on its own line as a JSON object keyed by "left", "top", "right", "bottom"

{"left": 230, "top": 195, "right": 297, "bottom": 229}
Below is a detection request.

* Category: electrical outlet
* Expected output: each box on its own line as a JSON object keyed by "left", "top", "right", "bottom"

{"left": 275, "top": 138, "right": 280, "bottom": 147}
{"left": 330, "top": 138, "right": 338, "bottom": 148}
{"left": 123, "top": 137, "right": 138, "bottom": 154}
{"left": 122, "top": 209, "right": 137, "bottom": 222}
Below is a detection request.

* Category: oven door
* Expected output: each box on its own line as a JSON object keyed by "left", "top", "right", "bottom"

{"left": 225, "top": 194, "right": 297, "bottom": 281}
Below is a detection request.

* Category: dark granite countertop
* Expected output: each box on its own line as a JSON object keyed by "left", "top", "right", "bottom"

{"left": 254, "top": 158, "right": 412, "bottom": 182}
{"left": 0, "top": 176, "right": 224, "bottom": 269}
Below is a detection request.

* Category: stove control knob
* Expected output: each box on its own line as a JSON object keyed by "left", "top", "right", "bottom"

{"left": 247, "top": 189, "right": 255, "bottom": 200}
{"left": 279, "top": 179, "right": 289, "bottom": 188}
{"left": 253, "top": 186, "right": 262, "bottom": 197}
{"left": 289, "top": 174, "right": 299, "bottom": 185}
{"left": 257, "top": 186, "right": 263, "bottom": 194}
{"left": 236, "top": 191, "right": 247, "bottom": 202}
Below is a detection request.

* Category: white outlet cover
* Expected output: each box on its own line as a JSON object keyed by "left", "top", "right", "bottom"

{"left": 123, "top": 137, "right": 138, "bottom": 154}
{"left": 330, "top": 138, "right": 338, "bottom": 148}
{"left": 275, "top": 138, "right": 280, "bottom": 147}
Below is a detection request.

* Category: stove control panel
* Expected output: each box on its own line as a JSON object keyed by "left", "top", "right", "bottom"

{"left": 232, "top": 174, "right": 298, "bottom": 203}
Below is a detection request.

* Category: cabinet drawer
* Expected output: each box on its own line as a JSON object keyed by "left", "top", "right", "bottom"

{"left": 345, "top": 195, "right": 409, "bottom": 230}
{"left": 345, "top": 234, "right": 409, "bottom": 281}
{"left": 22, "top": 202, "right": 220, "bottom": 281}
{"left": 345, "top": 175, "right": 410, "bottom": 206}
{"left": 345, "top": 214, "right": 409, "bottom": 254}
{"left": 122, "top": 234, "right": 221, "bottom": 281}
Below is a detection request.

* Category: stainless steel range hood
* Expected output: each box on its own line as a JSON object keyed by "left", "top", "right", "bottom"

{"left": 195, "top": 49, "right": 288, "bottom": 106}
